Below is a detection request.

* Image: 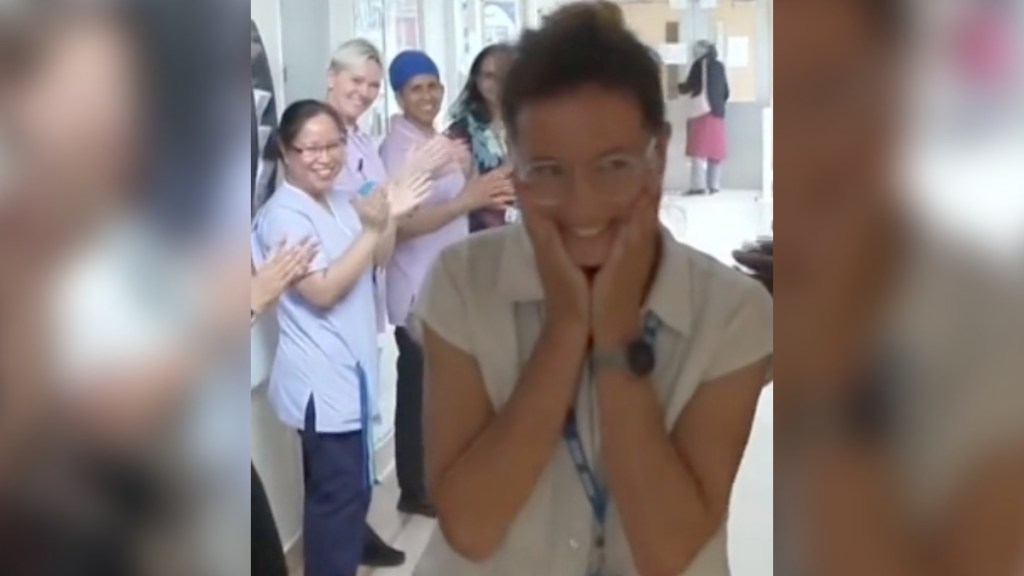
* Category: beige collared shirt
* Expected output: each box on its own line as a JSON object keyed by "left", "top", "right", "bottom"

{"left": 413, "top": 224, "right": 773, "bottom": 576}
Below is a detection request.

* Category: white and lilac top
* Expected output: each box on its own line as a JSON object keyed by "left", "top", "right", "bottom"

{"left": 333, "top": 123, "right": 390, "bottom": 332}
{"left": 380, "top": 114, "right": 469, "bottom": 327}
{"left": 251, "top": 181, "right": 379, "bottom": 435}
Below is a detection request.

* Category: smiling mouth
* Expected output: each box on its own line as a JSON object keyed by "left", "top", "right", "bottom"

{"left": 568, "top": 226, "right": 607, "bottom": 239}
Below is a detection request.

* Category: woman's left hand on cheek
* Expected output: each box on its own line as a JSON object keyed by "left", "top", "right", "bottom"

{"left": 591, "top": 192, "right": 661, "bottom": 348}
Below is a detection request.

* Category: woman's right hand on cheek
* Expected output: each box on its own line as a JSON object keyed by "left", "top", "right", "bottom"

{"left": 522, "top": 204, "right": 589, "bottom": 334}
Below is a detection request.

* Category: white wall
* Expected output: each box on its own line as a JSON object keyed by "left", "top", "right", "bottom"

{"left": 422, "top": 0, "right": 461, "bottom": 124}
{"left": 251, "top": 317, "right": 304, "bottom": 554}
{"left": 251, "top": 0, "right": 284, "bottom": 108}
{"left": 279, "top": 0, "right": 332, "bottom": 103}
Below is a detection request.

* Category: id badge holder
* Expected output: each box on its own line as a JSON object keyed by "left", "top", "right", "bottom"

{"left": 357, "top": 181, "right": 379, "bottom": 198}
{"left": 504, "top": 205, "right": 520, "bottom": 224}
{"left": 585, "top": 532, "right": 612, "bottom": 576}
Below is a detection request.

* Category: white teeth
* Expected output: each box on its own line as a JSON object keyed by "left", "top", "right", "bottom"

{"left": 571, "top": 227, "right": 605, "bottom": 238}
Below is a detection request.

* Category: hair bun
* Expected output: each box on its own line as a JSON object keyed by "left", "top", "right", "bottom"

{"left": 544, "top": 1, "right": 626, "bottom": 30}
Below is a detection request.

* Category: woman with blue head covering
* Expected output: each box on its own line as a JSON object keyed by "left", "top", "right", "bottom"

{"left": 380, "top": 49, "right": 514, "bottom": 520}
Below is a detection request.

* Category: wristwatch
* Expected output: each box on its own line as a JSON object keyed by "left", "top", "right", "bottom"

{"left": 591, "top": 337, "right": 657, "bottom": 378}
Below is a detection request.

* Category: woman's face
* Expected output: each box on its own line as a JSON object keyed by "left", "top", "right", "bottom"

{"left": 8, "top": 14, "right": 144, "bottom": 216}
{"left": 328, "top": 59, "right": 383, "bottom": 124}
{"left": 282, "top": 113, "right": 346, "bottom": 197}
{"left": 513, "top": 86, "right": 668, "bottom": 268}
{"left": 476, "top": 51, "right": 512, "bottom": 109}
{"left": 397, "top": 74, "right": 444, "bottom": 127}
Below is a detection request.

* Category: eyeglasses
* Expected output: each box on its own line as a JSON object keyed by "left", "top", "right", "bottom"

{"left": 513, "top": 140, "right": 658, "bottom": 203}
{"left": 292, "top": 140, "right": 344, "bottom": 159}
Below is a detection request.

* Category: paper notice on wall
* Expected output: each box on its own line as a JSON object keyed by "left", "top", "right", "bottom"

{"left": 657, "top": 43, "right": 689, "bottom": 65}
{"left": 726, "top": 36, "right": 750, "bottom": 68}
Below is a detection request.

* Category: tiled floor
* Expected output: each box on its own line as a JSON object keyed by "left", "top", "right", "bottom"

{"left": 365, "top": 190, "right": 774, "bottom": 576}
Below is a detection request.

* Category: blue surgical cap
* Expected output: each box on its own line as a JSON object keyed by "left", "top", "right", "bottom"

{"left": 389, "top": 50, "right": 440, "bottom": 93}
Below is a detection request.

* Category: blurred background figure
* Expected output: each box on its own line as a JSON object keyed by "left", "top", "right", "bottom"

{"left": 951, "top": 0, "right": 1019, "bottom": 122}
{"left": 681, "top": 40, "right": 730, "bottom": 196}
{"left": 0, "top": 0, "right": 245, "bottom": 574}
{"left": 444, "top": 43, "right": 517, "bottom": 231}
{"left": 776, "top": 0, "right": 1024, "bottom": 575}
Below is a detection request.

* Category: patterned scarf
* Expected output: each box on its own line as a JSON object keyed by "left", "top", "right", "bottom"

{"left": 460, "top": 112, "right": 507, "bottom": 175}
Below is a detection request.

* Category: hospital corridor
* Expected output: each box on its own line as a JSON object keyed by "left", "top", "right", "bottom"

{"left": 251, "top": 1, "right": 774, "bottom": 575}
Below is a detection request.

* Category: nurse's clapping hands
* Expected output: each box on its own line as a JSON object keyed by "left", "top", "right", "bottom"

{"left": 449, "top": 138, "right": 473, "bottom": 175}
{"left": 251, "top": 238, "right": 319, "bottom": 315}
{"left": 401, "top": 136, "right": 451, "bottom": 180}
{"left": 387, "top": 173, "right": 431, "bottom": 218}
{"left": 458, "top": 168, "right": 515, "bottom": 211}
{"left": 353, "top": 186, "right": 390, "bottom": 232}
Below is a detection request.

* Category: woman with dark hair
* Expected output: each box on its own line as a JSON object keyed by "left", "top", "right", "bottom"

{"left": 445, "top": 43, "right": 517, "bottom": 232}
{"left": 249, "top": 96, "right": 320, "bottom": 576}
{"left": 252, "top": 100, "right": 426, "bottom": 576}
{"left": 413, "top": 5, "right": 772, "bottom": 575}
{"left": 679, "top": 40, "right": 730, "bottom": 196}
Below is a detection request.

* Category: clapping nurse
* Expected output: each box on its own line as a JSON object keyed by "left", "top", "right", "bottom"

{"left": 251, "top": 100, "right": 426, "bottom": 576}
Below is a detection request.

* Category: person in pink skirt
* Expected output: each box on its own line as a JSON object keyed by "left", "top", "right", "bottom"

{"left": 680, "top": 41, "right": 730, "bottom": 195}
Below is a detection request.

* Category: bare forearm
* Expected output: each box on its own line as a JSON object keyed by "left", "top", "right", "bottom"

{"left": 434, "top": 323, "right": 588, "bottom": 559}
{"left": 397, "top": 198, "right": 468, "bottom": 241}
{"left": 305, "top": 231, "right": 378, "bottom": 308}
{"left": 799, "top": 439, "right": 923, "bottom": 576}
{"left": 599, "top": 372, "right": 717, "bottom": 576}
{"left": 375, "top": 221, "right": 397, "bottom": 265}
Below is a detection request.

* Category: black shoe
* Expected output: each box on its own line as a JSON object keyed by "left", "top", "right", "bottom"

{"left": 683, "top": 188, "right": 706, "bottom": 196}
{"left": 398, "top": 496, "right": 438, "bottom": 518}
{"left": 709, "top": 188, "right": 721, "bottom": 195}
{"left": 361, "top": 525, "right": 406, "bottom": 567}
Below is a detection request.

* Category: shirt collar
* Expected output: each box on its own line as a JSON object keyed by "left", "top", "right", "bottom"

{"left": 389, "top": 114, "right": 433, "bottom": 141}
{"left": 495, "top": 224, "right": 695, "bottom": 334}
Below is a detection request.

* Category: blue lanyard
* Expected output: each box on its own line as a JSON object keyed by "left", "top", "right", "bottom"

{"left": 565, "top": 312, "right": 664, "bottom": 536}
{"left": 357, "top": 362, "right": 377, "bottom": 488}
{"left": 564, "top": 411, "right": 608, "bottom": 528}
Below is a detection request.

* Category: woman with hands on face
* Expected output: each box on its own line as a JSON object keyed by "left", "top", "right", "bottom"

{"left": 379, "top": 50, "right": 516, "bottom": 518}
{"left": 410, "top": 5, "right": 773, "bottom": 576}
